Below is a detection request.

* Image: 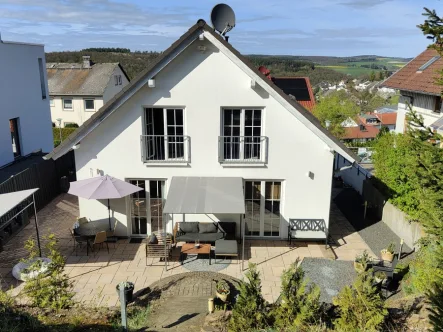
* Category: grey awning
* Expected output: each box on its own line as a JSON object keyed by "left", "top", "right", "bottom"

{"left": 163, "top": 177, "right": 245, "bottom": 214}
{"left": 0, "top": 188, "right": 39, "bottom": 218}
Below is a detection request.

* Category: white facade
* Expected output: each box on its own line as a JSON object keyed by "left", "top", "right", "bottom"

{"left": 70, "top": 35, "right": 349, "bottom": 240}
{"left": 396, "top": 91, "right": 443, "bottom": 133}
{"left": 50, "top": 66, "right": 129, "bottom": 127}
{"left": 0, "top": 40, "right": 53, "bottom": 167}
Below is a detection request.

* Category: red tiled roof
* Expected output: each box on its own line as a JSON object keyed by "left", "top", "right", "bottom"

{"left": 342, "top": 125, "right": 379, "bottom": 139}
{"left": 376, "top": 113, "right": 397, "bottom": 125}
{"left": 382, "top": 48, "right": 443, "bottom": 95}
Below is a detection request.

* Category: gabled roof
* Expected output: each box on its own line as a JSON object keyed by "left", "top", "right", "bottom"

{"left": 382, "top": 48, "right": 443, "bottom": 96}
{"left": 343, "top": 124, "right": 379, "bottom": 140}
{"left": 44, "top": 20, "right": 359, "bottom": 163}
{"left": 272, "top": 77, "right": 316, "bottom": 111}
{"left": 47, "top": 62, "right": 129, "bottom": 96}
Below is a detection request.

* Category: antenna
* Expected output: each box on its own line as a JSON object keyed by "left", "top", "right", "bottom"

{"left": 211, "top": 4, "right": 236, "bottom": 41}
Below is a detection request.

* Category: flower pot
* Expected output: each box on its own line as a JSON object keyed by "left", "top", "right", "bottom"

{"left": 116, "top": 283, "right": 134, "bottom": 303}
{"left": 216, "top": 290, "right": 230, "bottom": 302}
{"left": 354, "top": 261, "right": 366, "bottom": 273}
{"left": 381, "top": 251, "right": 394, "bottom": 262}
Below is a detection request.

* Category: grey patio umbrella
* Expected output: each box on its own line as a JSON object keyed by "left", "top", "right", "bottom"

{"left": 68, "top": 175, "right": 143, "bottom": 230}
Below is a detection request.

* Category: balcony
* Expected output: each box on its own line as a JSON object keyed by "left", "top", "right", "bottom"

{"left": 141, "top": 135, "right": 190, "bottom": 163}
{"left": 218, "top": 136, "right": 268, "bottom": 164}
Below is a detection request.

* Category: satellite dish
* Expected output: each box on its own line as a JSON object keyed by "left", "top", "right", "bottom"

{"left": 211, "top": 4, "right": 236, "bottom": 36}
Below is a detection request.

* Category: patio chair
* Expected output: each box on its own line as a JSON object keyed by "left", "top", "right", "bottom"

{"left": 146, "top": 231, "right": 172, "bottom": 266}
{"left": 92, "top": 231, "right": 109, "bottom": 254}
{"left": 105, "top": 219, "right": 119, "bottom": 247}
{"left": 69, "top": 228, "right": 91, "bottom": 255}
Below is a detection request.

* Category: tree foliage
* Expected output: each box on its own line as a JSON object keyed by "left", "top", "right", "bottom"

{"left": 228, "top": 263, "right": 268, "bottom": 331}
{"left": 313, "top": 90, "right": 360, "bottom": 138}
{"left": 271, "top": 259, "right": 322, "bottom": 331}
{"left": 333, "top": 272, "right": 387, "bottom": 331}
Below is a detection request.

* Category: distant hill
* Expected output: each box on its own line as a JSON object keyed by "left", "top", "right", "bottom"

{"left": 46, "top": 49, "right": 409, "bottom": 86}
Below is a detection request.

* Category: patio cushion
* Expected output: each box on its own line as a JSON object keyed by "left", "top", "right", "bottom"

{"left": 290, "top": 230, "right": 327, "bottom": 239}
{"left": 148, "top": 233, "right": 158, "bottom": 244}
{"left": 178, "top": 222, "right": 199, "bottom": 234}
{"left": 176, "top": 232, "right": 224, "bottom": 243}
{"left": 215, "top": 240, "right": 238, "bottom": 255}
{"left": 199, "top": 222, "right": 217, "bottom": 234}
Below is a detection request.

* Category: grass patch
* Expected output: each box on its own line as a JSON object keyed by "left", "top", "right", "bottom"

{"left": 127, "top": 306, "right": 151, "bottom": 330}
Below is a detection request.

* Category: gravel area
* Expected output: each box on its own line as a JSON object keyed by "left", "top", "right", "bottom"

{"left": 334, "top": 188, "right": 412, "bottom": 256}
{"left": 300, "top": 258, "right": 357, "bottom": 303}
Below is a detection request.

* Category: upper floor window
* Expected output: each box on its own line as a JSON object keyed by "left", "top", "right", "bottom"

{"left": 38, "top": 58, "right": 46, "bottom": 99}
{"left": 63, "top": 99, "right": 73, "bottom": 110}
{"left": 84, "top": 99, "right": 95, "bottom": 111}
{"left": 49, "top": 98, "right": 54, "bottom": 107}
{"left": 114, "top": 75, "right": 122, "bottom": 86}
{"left": 220, "top": 108, "right": 266, "bottom": 163}
{"left": 142, "top": 107, "right": 189, "bottom": 163}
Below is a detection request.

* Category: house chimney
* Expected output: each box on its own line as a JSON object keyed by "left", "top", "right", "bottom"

{"left": 82, "top": 55, "right": 91, "bottom": 69}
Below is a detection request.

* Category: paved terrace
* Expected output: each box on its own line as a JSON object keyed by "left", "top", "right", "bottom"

{"left": 0, "top": 192, "right": 374, "bottom": 306}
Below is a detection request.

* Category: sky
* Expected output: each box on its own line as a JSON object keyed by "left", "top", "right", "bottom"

{"left": 0, "top": 0, "right": 441, "bottom": 57}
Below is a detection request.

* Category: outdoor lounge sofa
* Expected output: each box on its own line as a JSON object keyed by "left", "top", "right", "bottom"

{"left": 173, "top": 222, "right": 236, "bottom": 244}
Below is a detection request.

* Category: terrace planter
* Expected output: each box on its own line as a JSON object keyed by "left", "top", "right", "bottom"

{"left": 380, "top": 251, "right": 394, "bottom": 262}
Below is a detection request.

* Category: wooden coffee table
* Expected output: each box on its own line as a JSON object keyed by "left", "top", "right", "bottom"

{"left": 180, "top": 243, "right": 211, "bottom": 265}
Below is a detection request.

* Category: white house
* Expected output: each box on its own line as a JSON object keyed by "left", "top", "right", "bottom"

{"left": 0, "top": 38, "right": 53, "bottom": 167}
{"left": 47, "top": 56, "right": 130, "bottom": 127}
{"left": 45, "top": 20, "right": 358, "bottom": 240}
{"left": 382, "top": 48, "right": 443, "bottom": 134}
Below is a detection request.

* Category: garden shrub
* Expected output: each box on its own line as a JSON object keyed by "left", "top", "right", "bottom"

{"left": 228, "top": 263, "right": 269, "bottom": 332}
{"left": 23, "top": 234, "right": 74, "bottom": 310}
{"left": 271, "top": 259, "right": 322, "bottom": 331}
{"left": 333, "top": 272, "right": 387, "bottom": 332}
{"left": 64, "top": 123, "right": 79, "bottom": 128}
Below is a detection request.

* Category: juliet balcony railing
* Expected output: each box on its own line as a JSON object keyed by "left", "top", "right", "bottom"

{"left": 218, "top": 136, "right": 268, "bottom": 164}
{"left": 141, "top": 135, "right": 190, "bottom": 163}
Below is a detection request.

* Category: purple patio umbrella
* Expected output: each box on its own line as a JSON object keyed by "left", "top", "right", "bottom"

{"left": 68, "top": 175, "right": 143, "bottom": 230}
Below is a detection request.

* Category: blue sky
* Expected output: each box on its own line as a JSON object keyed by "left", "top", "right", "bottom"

{"left": 0, "top": 0, "right": 440, "bottom": 57}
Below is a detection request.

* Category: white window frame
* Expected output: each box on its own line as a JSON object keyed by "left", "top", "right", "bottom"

{"left": 49, "top": 98, "right": 54, "bottom": 107}
{"left": 63, "top": 99, "right": 73, "bottom": 111}
{"left": 244, "top": 180, "right": 282, "bottom": 238}
{"left": 143, "top": 107, "right": 187, "bottom": 161}
{"left": 126, "top": 178, "right": 167, "bottom": 237}
{"left": 84, "top": 99, "right": 95, "bottom": 112}
{"left": 221, "top": 108, "right": 264, "bottom": 161}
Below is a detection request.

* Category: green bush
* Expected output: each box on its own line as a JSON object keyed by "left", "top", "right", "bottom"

{"left": 52, "top": 127, "right": 77, "bottom": 146}
{"left": 404, "top": 242, "right": 443, "bottom": 295}
{"left": 228, "top": 263, "right": 269, "bottom": 332}
{"left": 427, "top": 281, "right": 443, "bottom": 332}
{"left": 64, "top": 123, "right": 79, "bottom": 128}
{"left": 23, "top": 234, "right": 74, "bottom": 310}
{"left": 333, "top": 272, "right": 387, "bottom": 332}
{"left": 271, "top": 259, "right": 322, "bottom": 330}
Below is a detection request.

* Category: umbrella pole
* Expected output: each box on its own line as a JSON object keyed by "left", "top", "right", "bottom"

{"left": 33, "top": 194, "right": 42, "bottom": 258}
{"left": 108, "top": 199, "right": 112, "bottom": 231}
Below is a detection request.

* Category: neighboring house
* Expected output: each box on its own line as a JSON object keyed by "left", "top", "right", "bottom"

{"left": 360, "top": 113, "right": 397, "bottom": 132}
{"left": 0, "top": 38, "right": 53, "bottom": 167}
{"left": 47, "top": 56, "right": 130, "bottom": 127}
{"left": 382, "top": 48, "right": 443, "bottom": 133}
{"left": 342, "top": 123, "right": 379, "bottom": 144}
{"left": 45, "top": 20, "right": 358, "bottom": 240}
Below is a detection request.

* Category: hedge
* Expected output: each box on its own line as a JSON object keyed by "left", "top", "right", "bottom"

{"left": 53, "top": 128, "right": 77, "bottom": 147}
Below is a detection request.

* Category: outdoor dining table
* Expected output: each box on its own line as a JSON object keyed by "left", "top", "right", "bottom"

{"left": 73, "top": 220, "right": 110, "bottom": 255}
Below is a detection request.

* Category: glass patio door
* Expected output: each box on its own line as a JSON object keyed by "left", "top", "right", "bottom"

{"left": 244, "top": 180, "right": 281, "bottom": 237}
{"left": 129, "top": 179, "right": 165, "bottom": 236}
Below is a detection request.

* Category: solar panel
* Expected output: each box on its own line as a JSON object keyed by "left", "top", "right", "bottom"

{"left": 418, "top": 56, "right": 441, "bottom": 71}
{"left": 273, "top": 78, "right": 311, "bottom": 101}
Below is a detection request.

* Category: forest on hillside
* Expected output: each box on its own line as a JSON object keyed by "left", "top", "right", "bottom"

{"left": 46, "top": 48, "right": 348, "bottom": 86}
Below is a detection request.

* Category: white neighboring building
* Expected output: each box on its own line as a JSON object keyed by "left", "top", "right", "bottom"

{"left": 47, "top": 56, "right": 130, "bottom": 127}
{"left": 0, "top": 38, "right": 53, "bottom": 167}
{"left": 382, "top": 48, "right": 443, "bottom": 134}
{"left": 45, "top": 20, "right": 358, "bottom": 240}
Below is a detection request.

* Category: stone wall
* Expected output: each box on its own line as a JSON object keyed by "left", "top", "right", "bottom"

{"left": 381, "top": 201, "right": 425, "bottom": 249}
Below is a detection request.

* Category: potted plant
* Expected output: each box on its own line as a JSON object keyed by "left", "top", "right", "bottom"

{"left": 381, "top": 242, "right": 395, "bottom": 262}
{"left": 116, "top": 281, "right": 135, "bottom": 303}
{"left": 374, "top": 271, "right": 387, "bottom": 283}
{"left": 215, "top": 280, "right": 230, "bottom": 302}
{"left": 354, "top": 250, "right": 371, "bottom": 273}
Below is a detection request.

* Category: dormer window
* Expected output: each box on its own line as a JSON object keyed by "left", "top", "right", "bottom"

{"left": 114, "top": 75, "right": 122, "bottom": 86}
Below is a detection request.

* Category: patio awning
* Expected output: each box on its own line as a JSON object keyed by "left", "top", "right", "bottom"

{"left": 0, "top": 188, "right": 39, "bottom": 217}
{"left": 163, "top": 177, "right": 245, "bottom": 214}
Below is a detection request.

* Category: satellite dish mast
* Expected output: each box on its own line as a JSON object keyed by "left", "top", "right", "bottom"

{"left": 211, "top": 4, "right": 236, "bottom": 42}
